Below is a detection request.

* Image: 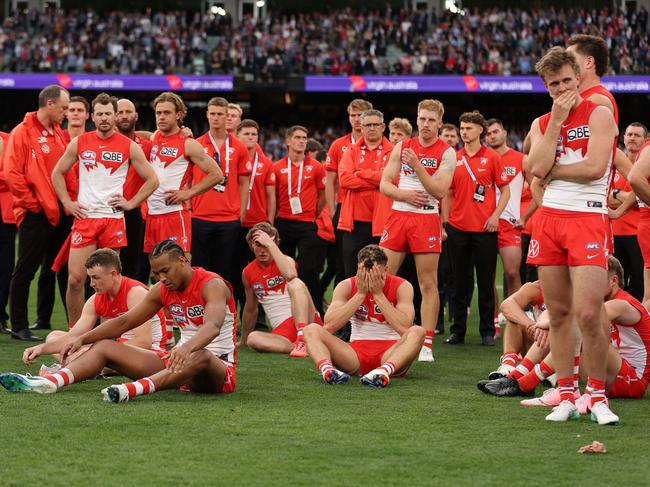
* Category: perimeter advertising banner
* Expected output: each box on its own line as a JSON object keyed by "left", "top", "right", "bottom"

{"left": 304, "top": 75, "right": 650, "bottom": 93}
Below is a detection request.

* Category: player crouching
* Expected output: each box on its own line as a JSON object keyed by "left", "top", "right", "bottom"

{"left": 303, "top": 245, "right": 424, "bottom": 387}
{"left": 240, "top": 223, "right": 321, "bottom": 357}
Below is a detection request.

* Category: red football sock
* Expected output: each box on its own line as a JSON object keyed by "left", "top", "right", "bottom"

{"left": 573, "top": 355, "right": 580, "bottom": 390}
{"left": 557, "top": 377, "right": 575, "bottom": 404}
{"left": 44, "top": 368, "right": 75, "bottom": 389}
{"left": 517, "top": 360, "right": 553, "bottom": 392}
{"left": 423, "top": 330, "right": 435, "bottom": 350}
{"left": 500, "top": 352, "right": 518, "bottom": 367}
{"left": 586, "top": 377, "right": 607, "bottom": 408}
{"left": 124, "top": 378, "right": 156, "bottom": 398}
{"left": 509, "top": 357, "right": 534, "bottom": 379}
{"left": 296, "top": 322, "right": 306, "bottom": 341}
{"left": 317, "top": 359, "right": 334, "bottom": 379}
{"left": 378, "top": 361, "right": 396, "bottom": 377}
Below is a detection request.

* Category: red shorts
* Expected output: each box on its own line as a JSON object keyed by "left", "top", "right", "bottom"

{"left": 349, "top": 339, "right": 397, "bottom": 375}
{"left": 498, "top": 219, "right": 522, "bottom": 250}
{"left": 526, "top": 208, "right": 608, "bottom": 268}
{"left": 608, "top": 358, "right": 648, "bottom": 399}
{"left": 71, "top": 217, "right": 127, "bottom": 249}
{"left": 271, "top": 314, "right": 323, "bottom": 343}
{"left": 637, "top": 214, "right": 650, "bottom": 268}
{"left": 380, "top": 211, "right": 441, "bottom": 253}
{"left": 171, "top": 358, "right": 236, "bottom": 394}
{"left": 144, "top": 210, "right": 192, "bottom": 253}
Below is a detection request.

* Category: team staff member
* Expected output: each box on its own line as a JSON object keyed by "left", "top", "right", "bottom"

{"left": 0, "top": 132, "right": 14, "bottom": 334}
{"left": 338, "top": 109, "right": 393, "bottom": 277}
{"left": 4, "top": 85, "right": 72, "bottom": 341}
{"left": 444, "top": 110, "right": 510, "bottom": 346}
{"left": 325, "top": 99, "right": 373, "bottom": 285}
{"left": 273, "top": 125, "right": 327, "bottom": 315}
{"left": 193, "top": 97, "right": 251, "bottom": 282}
{"left": 51, "top": 93, "right": 158, "bottom": 325}
{"left": 233, "top": 119, "right": 275, "bottom": 308}
{"left": 608, "top": 123, "right": 647, "bottom": 301}
{"left": 486, "top": 119, "right": 525, "bottom": 298}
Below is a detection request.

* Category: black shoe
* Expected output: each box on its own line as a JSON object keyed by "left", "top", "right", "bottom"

{"left": 477, "top": 380, "right": 492, "bottom": 394}
{"left": 0, "top": 321, "right": 10, "bottom": 335}
{"left": 484, "top": 377, "right": 533, "bottom": 397}
{"left": 482, "top": 335, "right": 495, "bottom": 346}
{"left": 10, "top": 329, "right": 43, "bottom": 342}
{"left": 30, "top": 321, "right": 51, "bottom": 330}
{"left": 445, "top": 333, "right": 464, "bottom": 345}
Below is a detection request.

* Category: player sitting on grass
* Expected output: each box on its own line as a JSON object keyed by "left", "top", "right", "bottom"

{"left": 0, "top": 240, "right": 237, "bottom": 402}
{"left": 478, "top": 256, "right": 648, "bottom": 424}
{"left": 487, "top": 280, "right": 549, "bottom": 380}
{"left": 239, "top": 223, "right": 321, "bottom": 357}
{"left": 21, "top": 249, "right": 166, "bottom": 377}
{"left": 303, "top": 244, "right": 424, "bottom": 387}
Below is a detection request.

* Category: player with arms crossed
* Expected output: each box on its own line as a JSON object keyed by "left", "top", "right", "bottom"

{"left": 240, "top": 223, "right": 321, "bottom": 356}
{"left": 525, "top": 47, "right": 619, "bottom": 424}
{"left": 303, "top": 245, "right": 424, "bottom": 387}
{"left": 379, "top": 99, "right": 456, "bottom": 362}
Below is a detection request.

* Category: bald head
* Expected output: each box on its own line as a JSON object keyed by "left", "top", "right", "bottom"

{"left": 117, "top": 99, "right": 138, "bottom": 134}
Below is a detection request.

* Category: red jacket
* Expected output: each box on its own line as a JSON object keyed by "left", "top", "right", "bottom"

{"left": 3, "top": 112, "right": 67, "bottom": 227}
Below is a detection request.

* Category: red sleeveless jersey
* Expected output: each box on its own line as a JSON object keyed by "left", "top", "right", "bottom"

{"left": 161, "top": 267, "right": 237, "bottom": 364}
{"left": 581, "top": 84, "right": 619, "bottom": 124}
{"left": 77, "top": 131, "right": 132, "bottom": 218}
{"left": 392, "top": 137, "right": 452, "bottom": 214}
{"left": 538, "top": 99, "right": 615, "bottom": 214}
{"left": 93, "top": 276, "right": 166, "bottom": 351}
{"left": 348, "top": 273, "right": 406, "bottom": 341}
{"left": 123, "top": 133, "right": 153, "bottom": 201}
{"left": 148, "top": 130, "right": 193, "bottom": 215}
{"left": 609, "top": 288, "right": 650, "bottom": 382}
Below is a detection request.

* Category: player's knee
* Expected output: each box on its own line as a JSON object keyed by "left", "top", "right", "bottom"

{"left": 574, "top": 307, "right": 601, "bottom": 330}
{"left": 89, "top": 339, "right": 112, "bottom": 353}
{"left": 409, "top": 326, "right": 426, "bottom": 342}
{"left": 303, "top": 323, "right": 321, "bottom": 341}
{"left": 67, "top": 273, "right": 86, "bottom": 291}
{"left": 418, "top": 278, "right": 438, "bottom": 295}
{"left": 286, "top": 278, "right": 308, "bottom": 296}
{"left": 46, "top": 330, "right": 66, "bottom": 343}
{"left": 246, "top": 331, "right": 264, "bottom": 351}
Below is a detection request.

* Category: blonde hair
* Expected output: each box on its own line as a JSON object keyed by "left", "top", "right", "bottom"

{"left": 347, "top": 99, "right": 373, "bottom": 113}
{"left": 535, "top": 46, "right": 580, "bottom": 81}
{"left": 388, "top": 118, "right": 413, "bottom": 137}
{"left": 418, "top": 99, "right": 444, "bottom": 118}
{"left": 228, "top": 103, "right": 243, "bottom": 116}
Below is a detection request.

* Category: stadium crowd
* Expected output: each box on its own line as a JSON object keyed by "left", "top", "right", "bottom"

{"left": 0, "top": 5, "right": 648, "bottom": 77}
{"left": 0, "top": 32, "right": 647, "bottom": 427}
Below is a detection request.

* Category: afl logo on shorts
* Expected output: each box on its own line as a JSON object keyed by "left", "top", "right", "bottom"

{"left": 528, "top": 239, "right": 540, "bottom": 258}
{"left": 71, "top": 231, "right": 82, "bottom": 246}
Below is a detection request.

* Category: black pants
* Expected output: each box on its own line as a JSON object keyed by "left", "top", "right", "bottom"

{"left": 342, "top": 221, "right": 378, "bottom": 278}
{"left": 447, "top": 224, "right": 498, "bottom": 339}
{"left": 332, "top": 204, "right": 345, "bottom": 285}
{"left": 613, "top": 234, "right": 644, "bottom": 301}
{"left": 0, "top": 222, "right": 16, "bottom": 324}
{"left": 121, "top": 207, "right": 145, "bottom": 279}
{"left": 275, "top": 217, "right": 325, "bottom": 315}
{"left": 319, "top": 238, "right": 337, "bottom": 293}
{"left": 10, "top": 211, "right": 70, "bottom": 332}
{"left": 191, "top": 218, "right": 241, "bottom": 284}
{"left": 520, "top": 232, "right": 538, "bottom": 284}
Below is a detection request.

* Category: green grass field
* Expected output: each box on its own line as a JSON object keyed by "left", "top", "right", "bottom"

{"left": 0, "top": 274, "right": 648, "bottom": 486}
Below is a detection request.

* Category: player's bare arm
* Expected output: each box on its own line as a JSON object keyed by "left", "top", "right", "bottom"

{"left": 265, "top": 184, "right": 276, "bottom": 222}
{"left": 166, "top": 278, "right": 229, "bottom": 373}
{"left": 323, "top": 277, "right": 366, "bottom": 333}
{"left": 413, "top": 146, "right": 456, "bottom": 200}
{"left": 325, "top": 171, "right": 337, "bottom": 216}
{"left": 525, "top": 91, "right": 577, "bottom": 178}
{"left": 604, "top": 299, "right": 642, "bottom": 326}
{"left": 485, "top": 184, "right": 510, "bottom": 232}
{"left": 22, "top": 296, "right": 99, "bottom": 364}
{"left": 239, "top": 174, "right": 250, "bottom": 222}
{"left": 51, "top": 137, "right": 87, "bottom": 218}
{"left": 166, "top": 138, "right": 223, "bottom": 205}
{"left": 380, "top": 141, "right": 427, "bottom": 207}
{"left": 316, "top": 189, "right": 326, "bottom": 218}
{"left": 629, "top": 146, "right": 650, "bottom": 205}
{"left": 239, "top": 273, "right": 259, "bottom": 346}
{"left": 61, "top": 284, "right": 165, "bottom": 358}
{"left": 548, "top": 106, "right": 618, "bottom": 183}
{"left": 500, "top": 282, "right": 541, "bottom": 332}
{"left": 123, "top": 285, "right": 155, "bottom": 349}
{"left": 372, "top": 276, "right": 415, "bottom": 336}
{"left": 109, "top": 141, "right": 158, "bottom": 211}
{"left": 253, "top": 230, "right": 296, "bottom": 280}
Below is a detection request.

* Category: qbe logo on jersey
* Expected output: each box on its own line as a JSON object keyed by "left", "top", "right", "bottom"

{"left": 160, "top": 147, "right": 178, "bottom": 158}
{"left": 566, "top": 125, "right": 590, "bottom": 142}
{"left": 187, "top": 305, "right": 205, "bottom": 319}
{"left": 102, "top": 151, "right": 123, "bottom": 163}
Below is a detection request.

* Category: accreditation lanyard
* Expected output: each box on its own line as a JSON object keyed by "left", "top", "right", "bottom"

{"left": 287, "top": 157, "right": 304, "bottom": 197}
{"left": 461, "top": 156, "right": 478, "bottom": 183}
{"left": 209, "top": 132, "right": 230, "bottom": 177}
{"left": 246, "top": 152, "right": 259, "bottom": 211}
